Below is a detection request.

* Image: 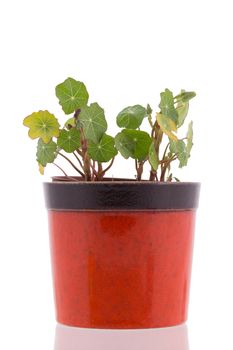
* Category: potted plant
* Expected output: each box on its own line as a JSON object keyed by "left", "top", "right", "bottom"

{"left": 23, "top": 77, "right": 200, "bottom": 329}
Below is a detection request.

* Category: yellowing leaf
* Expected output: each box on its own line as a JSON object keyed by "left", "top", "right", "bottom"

{"left": 23, "top": 110, "right": 60, "bottom": 143}
{"left": 156, "top": 113, "right": 178, "bottom": 141}
{"left": 38, "top": 163, "right": 44, "bottom": 175}
{"left": 186, "top": 121, "right": 193, "bottom": 158}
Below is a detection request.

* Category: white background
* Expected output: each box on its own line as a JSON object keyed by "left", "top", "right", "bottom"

{"left": 0, "top": 0, "right": 233, "bottom": 349}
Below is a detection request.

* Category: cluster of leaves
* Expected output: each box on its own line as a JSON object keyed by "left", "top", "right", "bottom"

{"left": 23, "top": 77, "right": 196, "bottom": 181}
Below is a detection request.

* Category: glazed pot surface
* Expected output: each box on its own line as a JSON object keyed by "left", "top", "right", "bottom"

{"left": 48, "top": 210, "right": 196, "bottom": 329}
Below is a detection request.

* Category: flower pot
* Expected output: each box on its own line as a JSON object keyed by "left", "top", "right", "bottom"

{"left": 44, "top": 178, "right": 200, "bottom": 329}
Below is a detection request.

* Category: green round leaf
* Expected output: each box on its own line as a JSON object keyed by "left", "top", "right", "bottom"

{"left": 55, "top": 77, "right": 89, "bottom": 114}
{"left": 115, "top": 129, "right": 151, "bottom": 160}
{"left": 116, "top": 105, "right": 147, "bottom": 129}
{"left": 57, "top": 128, "right": 81, "bottom": 153}
{"left": 149, "top": 142, "right": 159, "bottom": 171}
{"left": 36, "top": 139, "right": 57, "bottom": 166}
{"left": 23, "top": 110, "right": 60, "bottom": 143}
{"left": 79, "top": 102, "right": 107, "bottom": 143}
{"left": 159, "top": 88, "right": 178, "bottom": 123}
{"left": 88, "top": 134, "right": 118, "bottom": 162}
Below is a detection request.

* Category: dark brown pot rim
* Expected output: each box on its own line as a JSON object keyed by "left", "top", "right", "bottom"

{"left": 43, "top": 177, "right": 200, "bottom": 211}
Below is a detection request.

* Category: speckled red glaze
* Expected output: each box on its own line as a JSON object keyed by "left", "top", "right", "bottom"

{"left": 48, "top": 210, "right": 196, "bottom": 329}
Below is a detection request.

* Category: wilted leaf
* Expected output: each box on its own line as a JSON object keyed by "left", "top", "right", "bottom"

{"left": 170, "top": 139, "right": 187, "bottom": 168}
{"left": 116, "top": 105, "right": 147, "bottom": 129}
{"left": 156, "top": 113, "right": 178, "bottom": 141}
{"left": 159, "top": 88, "right": 178, "bottom": 123}
{"left": 38, "top": 162, "right": 44, "bottom": 175}
{"left": 146, "top": 104, "right": 153, "bottom": 115}
{"left": 55, "top": 77, "right": 89, "bottom": 114}
{"left": 115, "top": 129, "right": 151, "bottom": 160}
{"left": 186, "top": 121, "right": 193, "bottom": 158}
{"left": 149, "top": 142, "right": 159, "bottom": 170}
{"left": 88, "top": 134, "right": 118, "bottom": 162}
{"left": 79, "top": 103, "right": 107, "bottom": 143}
{"left": 175, "top": 91, "right": 196, "bottom": 103}
{"left": 23, "top": 110, "right": 60, "bottom": 143}
{"left": 176, "top": 101, "right": 189, "bottom": 127}
{"left": 57, "top": 128, "right": 81, "bottom": 153}
{"left": 36, "top": 139, "right": 57, "bottom": 166}
{"left": 169, "top": 139, "right": 185, "bottom": 154}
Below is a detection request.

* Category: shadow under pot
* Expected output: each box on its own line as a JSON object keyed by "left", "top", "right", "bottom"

{"left": 43, "top": 178, "right": 200, "bottom": 329}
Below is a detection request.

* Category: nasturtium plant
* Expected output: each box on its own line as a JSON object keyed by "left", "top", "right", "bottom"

{"left": 23, "top": 77, "right": 196, "bottom": 181}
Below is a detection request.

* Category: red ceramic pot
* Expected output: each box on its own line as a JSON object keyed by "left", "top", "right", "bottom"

{"left": 44, "top": 179, "right": 200, "bottom": 329}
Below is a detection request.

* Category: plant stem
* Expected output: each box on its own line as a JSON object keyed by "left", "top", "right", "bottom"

{"left": 148, "top": 114, "right": 153, "bottom": 128}
{"left": 76, "top": 148, "right": 83, "bottom": 157}
{"left": 90, "top": 161, "right": 98, "bottom": 178}
{"left": 149, "top": 169, "right": 158, "bottom": 181}
{"left": 101, "top": 157, "right": 115, "bottom": 176}
{"left": 160, "top": 156, "right": 177, "bottom": 181}
{"left": 135, "top": 159, "right": 138, "bottom": 174}
{"left": 96, "top": 162, "right": 103, "bottom": 181}
{"left": 136, "top": 161, "right": 144, "bottom": 180}
{"left": 80, "top": 128, "right": 91, "bottom": 181}
{"left": 74, "top": 108, "right": 81, "bottom": 120}
{"left": 162, "top": 142, "right": 170, "bottom": 162}
{"left": 52, "top": 162, "right": 68, "bottom": 176}
{"left": 57, "top": 151, "right": 85, "bottom": 177}
{"left": 167, "top": 173, "right": 173, "bottom": 182}
{"left": 155, "top": 128, "right": 163, "bottom": 153}
{"left": 73, "top": 151, "right": 84, "bottom": 170}
{"left": 91, "top": 161, "right": 96, "bottom": 181}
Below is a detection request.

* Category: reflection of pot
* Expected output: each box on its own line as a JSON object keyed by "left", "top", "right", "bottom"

{"left": 54, "top": 323, "right": 189, "bottom": 350}
{"left": 44, "top": 179, "right": 200, "bottom": 329}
